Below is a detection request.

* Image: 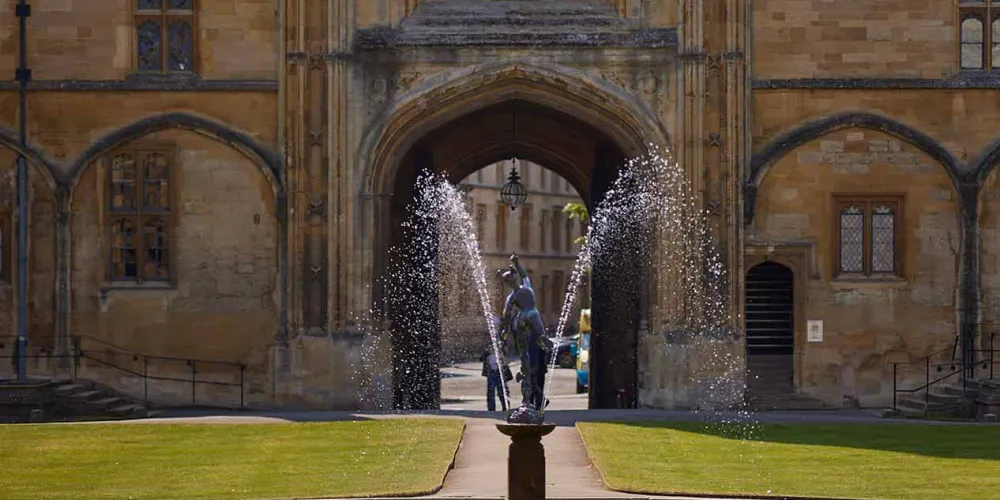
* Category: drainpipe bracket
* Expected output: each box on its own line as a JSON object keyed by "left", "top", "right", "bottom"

{"left": 15, "top": 4, "right": 30, "bottom": 18}
{"left": 15, "top": 68, "right": 31, "bottom": 83}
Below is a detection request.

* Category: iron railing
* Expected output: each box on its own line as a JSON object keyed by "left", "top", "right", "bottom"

{"left": 891, "top": 332, "right": 997, "bottom": 414}
{"left": 1, "top": 334, "right": 245, "bottom": 409}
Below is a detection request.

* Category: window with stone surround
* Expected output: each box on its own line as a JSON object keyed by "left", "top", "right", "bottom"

{"left": 108, "top": 150, "right": 172, "bottom": 283}
{"left": 553, "top": 271, "right": 564, "bottom": 314}
{"left": 960, "top": 0, "right": 1000, "bottom": 71}
{"left": 134, "top": 0, "right": 197, "bottom": 76}
{"left": 551, "top": 205, "right": 562, "bottom": 253}
{"left": 540, "top": 209, "right": 549, "bottom": 252}
{"left": 540, "top": 275, "right": 550, "bottom": 312}
{"left": 475, "top": 204, "right": 486, "bottom": 245}
{"left": 495, "top": 202, "right": 507, "bottom": 250}
{"left": 519, "top": 203, "right": 532, "bottom": 251}
{"left": 0, "top": 211, "right": 8, "bottom": 284}
{"left": 835, "top": 197, "right": 901, "bottom": 278}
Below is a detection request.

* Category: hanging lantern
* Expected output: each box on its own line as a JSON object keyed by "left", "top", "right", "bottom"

{"left": 500, "top": 161, "right": 527, "bottom": 211}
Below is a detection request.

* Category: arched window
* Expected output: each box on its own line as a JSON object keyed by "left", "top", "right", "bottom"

{"left": 961, "top": 17, "right": 985, "bottom": 70}
{"left": 960, "top": 1, "right": 999, "bottom": 71}
{"left": 993, "top": 17, "right": 1000, "bottom": 68}
{"left": 835, "top": 197, "right": 902, "bottom": 277}
{"left": 135, "top": 0, "right": 196, "bottom": 75}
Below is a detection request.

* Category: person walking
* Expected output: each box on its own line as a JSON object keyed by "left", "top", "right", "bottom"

{"left": 482, "top": 349, "right": 508, "bottom": 412}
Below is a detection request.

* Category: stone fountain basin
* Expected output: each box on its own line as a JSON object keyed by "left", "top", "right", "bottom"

{"left": 496, "top": 422, "right": 556, "bottom": 439}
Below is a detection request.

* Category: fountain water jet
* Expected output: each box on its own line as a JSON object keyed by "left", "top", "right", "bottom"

{"left": 369, "top": 147, "right": 755, "bottom": 499}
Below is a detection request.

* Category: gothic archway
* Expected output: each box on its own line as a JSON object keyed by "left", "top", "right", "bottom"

{"left": 365, "top": 64, "right": 665, "bottom": 410}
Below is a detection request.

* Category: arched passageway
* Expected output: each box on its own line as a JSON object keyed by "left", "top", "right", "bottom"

{"left": 374, "top": 98, "right": 648, "bottom": 410}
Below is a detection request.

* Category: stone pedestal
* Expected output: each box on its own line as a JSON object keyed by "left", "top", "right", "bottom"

{"left": 496, "top": 423, "right": 556, "bottom": 500}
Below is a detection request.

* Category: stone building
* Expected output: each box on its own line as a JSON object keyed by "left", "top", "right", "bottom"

{"left": 1, "top": 0, "right": 999, "bottom": 411}
{"left": 438, "top": 160, "right": 587, "bottom": 362}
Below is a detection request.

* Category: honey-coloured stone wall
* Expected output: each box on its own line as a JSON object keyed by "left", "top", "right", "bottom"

{"left": 69, "top": 130, "right": 279, "bottom": 369}
{"left": 751, "top": 128, "right": 961, "bottom": 406}
{"left": 0, "top": 0, "right": 277, "bottom": 81}
{"left": 753, "top": 0, "right": 956, "bottom": 78}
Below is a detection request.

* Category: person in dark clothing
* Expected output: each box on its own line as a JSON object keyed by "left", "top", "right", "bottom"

{"left": 481, "top": 349, "right": 508, "bottom": 412}
{"left": 532, "top": 340, "right": 550, "bottom": 411}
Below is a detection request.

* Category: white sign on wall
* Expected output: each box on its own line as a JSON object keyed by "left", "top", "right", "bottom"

{"left": 807, "top": 320, "right": 824, "bottom": 343}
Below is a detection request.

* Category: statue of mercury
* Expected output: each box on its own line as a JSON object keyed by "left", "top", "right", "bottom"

{"left": 498, "top": 254, "right": 547, "bottom": 421}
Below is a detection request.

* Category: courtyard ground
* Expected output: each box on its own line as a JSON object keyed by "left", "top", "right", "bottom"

{"left": 0, "top": 419, "right": 463, "bottom": 500}
{"left": 2, "top": 407, "right": 997, "bottom": 500}
{"left": 440, "top": 359, "right": 586, "bottom": 411}
{"left": 579, "top": 421, "right": 1000, "bottom": 500}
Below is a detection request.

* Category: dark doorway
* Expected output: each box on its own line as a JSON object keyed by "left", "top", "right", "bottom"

{"left": 745, "top": 261, "right": 794, "bottom": 397}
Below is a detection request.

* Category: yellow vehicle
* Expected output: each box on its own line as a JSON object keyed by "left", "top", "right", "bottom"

{"left": 575, "top": 309, "right": 591, "bottom": 394}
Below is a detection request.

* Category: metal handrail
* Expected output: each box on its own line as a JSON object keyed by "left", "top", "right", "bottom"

{"left": 2, "top": 334, "right": 246, "bottom": 409}
{"left": 891, "top": 332, "right": 998, "bottom": 415}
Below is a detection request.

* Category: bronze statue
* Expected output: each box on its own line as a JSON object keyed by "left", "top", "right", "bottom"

{"left": 498, "top": 254, "right": 547, "bottom": 423}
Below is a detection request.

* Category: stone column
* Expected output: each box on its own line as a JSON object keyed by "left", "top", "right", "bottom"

{"left": 496, "top": 424, "right": 556, "bottom": 500}
{"left": 54, "top": 187, "right": 70, "bottom": 370}
{"left": 330, "top": 0, "right": 357, "bottom": 336}
{"left": 285, "top": 0, "right": 330, "bottom": 338}
{"left": 959, "top": 182, "right": 981, "bottom": 374}
{"left": 724, "top": 0, "right": 750, "bottom": 331}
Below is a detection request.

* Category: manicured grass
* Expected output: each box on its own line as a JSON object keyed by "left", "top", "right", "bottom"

{"left": 578, "top": 421, "right": 1000, "bottom": 500}
{"left": 0, "top": 419, "right": 464, "bottom": 500}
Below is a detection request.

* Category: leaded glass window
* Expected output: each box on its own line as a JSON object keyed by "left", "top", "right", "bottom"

{"left": 135, "top": 0, "right": 196, "bottom": 75}
{"left": 839, "top": 206, "right": 864, "bottom": 273}
{"left": 962, "top": 17, "right": 985, "bottom": 69}
{"left": 871, "top": 205, "right": 896, "bottom": 273}
{"left": 111, "top": 154, "right": 137, "bottom": 211}
{"left": 960, "top": 1, "right": 999, "bottom": 71}
{"left": 111, "top": 219, "right": 138, "bottom": 280}
{"left": 993, "top": 19, "right": 1000, "bottom": 69}
{"left": 142, "top": 219, "right": 169, "bottom": 280}
{"left": 835, "top": 198, "right": 902, "bottom": 278}
{"left": 108, "top": 150, "right": 173, "bottom": 282}
{"left": 136, "top": 20, "right": 162, "bottom": 73}
{"left": 0, "top": 212, "right": 8, "bottom": 284}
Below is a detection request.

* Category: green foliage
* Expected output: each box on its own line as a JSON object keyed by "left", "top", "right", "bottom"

{"left": 562, "top": 202, "right": 589, "bottom": 246}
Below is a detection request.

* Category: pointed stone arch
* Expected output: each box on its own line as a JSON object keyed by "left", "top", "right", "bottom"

{"left": 361, "top": 59, "right": 669, "bottom": 197}
{"left": 359, "top": 60, "right": 669, "bottom": 411}
{"left": 0, "top": 127, "right": 61, "bottom": 193}
{"left": 745, "top": 112, "right": 964, "bottom": 224}
{"left": 67, "top": 112, "right": 283, "bottom": 197}
{"left": 972, "top": 137, "right": 1000, "bottom": 185}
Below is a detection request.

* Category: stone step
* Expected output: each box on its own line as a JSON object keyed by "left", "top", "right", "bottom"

{"left": 414, "top": 14, "right": 622, "bottom": 26}
{"left": 108, "top": 404, "right": 148, "bottom": 418}
{"left": 415, "top": 0, "right": 618, "bottom": 16}
{"left": 748, "top": 395, "right": 827, "bottom": 411}
{"left": 85, "top": 397, "right": 126, "bottom": 411}
{"left": 68, "top": 389, "right": 105, "bottom": 401}
{"left": 52, "top": 383, "right": 86, "bottom": 396}
{"left": 897, "top": 397, "right": 962, "bottom": 413}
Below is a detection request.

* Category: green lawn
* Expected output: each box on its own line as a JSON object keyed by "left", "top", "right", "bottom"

{"left": 0, "top": 419, "right": 464, "bottom": 500}
{"left": 578, "top": 421, "right": 1000, "bottom": 500}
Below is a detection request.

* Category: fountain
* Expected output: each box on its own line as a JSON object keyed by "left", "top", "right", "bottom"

{"left": 373, "top": 146, "right": 742, "bottom": 500}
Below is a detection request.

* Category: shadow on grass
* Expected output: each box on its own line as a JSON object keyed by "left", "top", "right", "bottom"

{"left": 602, "top": 420, "right": 1000, "bottom": 460}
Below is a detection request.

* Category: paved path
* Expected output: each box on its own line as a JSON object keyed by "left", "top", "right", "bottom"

{"left": 419, "top": 413, "right": 636, "bottom": 499}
